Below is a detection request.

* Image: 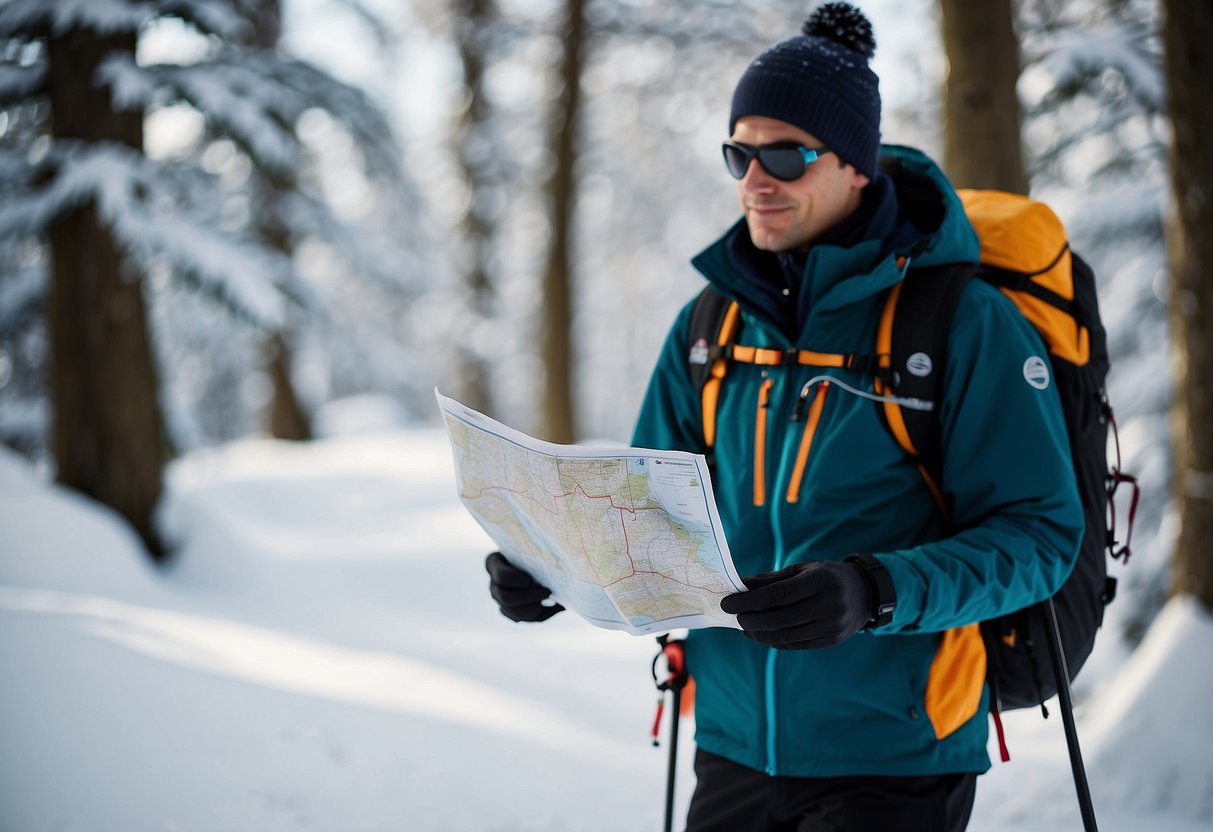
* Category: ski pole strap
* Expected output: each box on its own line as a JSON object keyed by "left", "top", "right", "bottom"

{"left": 650, "top": 698, "right": 666, "bottom": 747}
{"left": 652, "top": 634, "right": 689, "bottom": 692}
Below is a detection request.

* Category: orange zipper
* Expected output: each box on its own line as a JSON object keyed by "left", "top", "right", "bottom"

{"left": 786, "top": 382, "right": 830, "bottom": 503}
{"left": 753, "top": 377, "right": 774, "bottom": 506}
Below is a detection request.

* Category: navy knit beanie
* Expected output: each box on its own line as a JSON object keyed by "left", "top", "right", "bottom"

{"left": 729, "top": 3, "right": 881, "bottom": 178}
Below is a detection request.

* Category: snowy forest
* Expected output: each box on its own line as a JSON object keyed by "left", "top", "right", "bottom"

{"left": 1, "top": 0, "right": 1211, "bottom": 830}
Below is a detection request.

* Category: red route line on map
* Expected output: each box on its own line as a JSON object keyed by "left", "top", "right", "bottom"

{"left": 465, "top": 479, "right": 721, "bottom": 593}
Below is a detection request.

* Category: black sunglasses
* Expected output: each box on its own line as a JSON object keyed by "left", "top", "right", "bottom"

{"left": 722, "top": 140, "right": 833, "bottom": 182}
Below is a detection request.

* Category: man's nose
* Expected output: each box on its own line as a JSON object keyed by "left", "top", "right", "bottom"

{"left": 740, "top": 159, "right": 777, "bottom": 191}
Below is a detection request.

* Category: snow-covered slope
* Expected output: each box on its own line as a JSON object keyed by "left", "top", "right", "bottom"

{"left": 1, "top": 434, "right": 1209, "bottom": 831}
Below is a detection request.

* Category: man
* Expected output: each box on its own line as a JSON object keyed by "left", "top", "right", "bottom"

{"left": 487, "top": 3, "right": 1083, "bottom": 830}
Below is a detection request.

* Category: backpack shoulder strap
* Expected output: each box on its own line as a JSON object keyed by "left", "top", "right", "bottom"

{"left": 687, "top": 286, "right": 741, "bottom": 450}
{"left": 687, "top": 286, "right": 734, "bottom": 390}
{"left": 879, "top": 263, "right": 977, "bottom": 510}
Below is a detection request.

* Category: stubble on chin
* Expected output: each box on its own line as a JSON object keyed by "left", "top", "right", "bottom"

{"left": 745, "top": 215, "right": 792, "bottom": 252}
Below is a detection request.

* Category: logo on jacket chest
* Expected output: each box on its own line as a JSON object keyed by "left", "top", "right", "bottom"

{"left": 906, "top": 352, "right": 934, "bottom": 378}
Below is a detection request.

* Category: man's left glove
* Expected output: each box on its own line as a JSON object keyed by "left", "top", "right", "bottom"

{"left": 720, "top": 559, "right": 875, "bottom": 650}
{"left": 486, "top": 552, "right": 565, "bottom": 622}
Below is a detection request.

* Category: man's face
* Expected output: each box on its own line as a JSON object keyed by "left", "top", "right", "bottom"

{"left": 731, "top": 115, "right": 871, "bottom": 252}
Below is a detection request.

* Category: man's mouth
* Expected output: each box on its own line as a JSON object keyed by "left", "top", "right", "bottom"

{"left": 749, "top": 204, "right": 792, "bottom": 220}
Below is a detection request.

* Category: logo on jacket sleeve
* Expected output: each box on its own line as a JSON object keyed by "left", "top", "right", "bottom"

{"left": 1023, "top": 356, "right": 1051, "bottom": 390}
{"left": 689, "top": 338, "right": 710, "bottom": 365}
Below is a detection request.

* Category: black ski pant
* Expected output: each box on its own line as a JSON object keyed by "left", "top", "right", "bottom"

{"left": 685, "top": 748, "right": 978, "bottom": 832}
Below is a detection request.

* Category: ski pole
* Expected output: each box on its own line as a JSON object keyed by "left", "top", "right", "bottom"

{"left": 1043, "top": 598, "right": 1098, "bottom": 832}
{"left": 652, "top": 635, "right": 689, "bottom": 832}
{"left": 664, "top": 680, "right": 682, "bottom": 832}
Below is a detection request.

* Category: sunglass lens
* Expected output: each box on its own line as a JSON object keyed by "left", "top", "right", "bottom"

{"left": 722, "top": 144, "right": 750, "bottom": 179}
{"left": 760, "top": 147, "right": 806, "bottom": 181}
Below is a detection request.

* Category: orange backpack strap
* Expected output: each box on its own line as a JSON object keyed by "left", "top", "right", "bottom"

{"left": 687, "top": 287, "right": 741, "bottom": 451}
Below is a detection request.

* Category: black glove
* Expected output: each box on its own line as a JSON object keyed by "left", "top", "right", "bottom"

{"left": 719, "top": 559, "right": 875, "bottom": 649}
{"left": 485, "top": 552, "right": 565, "bottom": 623}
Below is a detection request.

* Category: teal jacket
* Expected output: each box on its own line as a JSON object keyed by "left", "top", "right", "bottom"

{"left": 631, "top": 146, "right": 1083, "bottom": 777}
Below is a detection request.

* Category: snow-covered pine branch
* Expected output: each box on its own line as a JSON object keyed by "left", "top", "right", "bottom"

{"left": 98, "top": 46, "right": 415, "bottom": 210}
{"left": 1023, "top": 13, "right": 1163, "bottom": 115}
{"left": 251, "top": 54, "right": 409, "bottom": 199}
{"left": 279, "top": 189, "right": 420, "bottom": 296}
{"left": 0, "top": 246, "right": 43, "bottom": 329}
{"left": 1064, "top": 181, "right": 1166, "bottom": 245}
{"left": 153, "top": 0, "right": 255, "bottom": 41}
{"left": 0, "top": 57, "right": 46, "bottom": 107}
{"left": 0, "top": 0, "right": 254, "bottom": 41}
{"left": 99, "top": 53, "right": 303, "bottom": 177}
{"left": 0, "top": 147, "right": 38, "bottom": 192}
{"left": 0, "top": 140, "right": 291, "bottom": 329}
{"left": 0, "top": 0, "right": 154, "bottom": 39}
{"left": 94, "top": 45, "right": 424, "bottom": 307}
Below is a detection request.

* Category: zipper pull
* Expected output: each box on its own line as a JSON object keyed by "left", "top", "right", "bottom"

{"left": 790, "top": 381, "right": 813, "bottom": 421}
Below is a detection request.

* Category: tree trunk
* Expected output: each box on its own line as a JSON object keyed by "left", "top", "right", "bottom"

{"left": 450, "top": 0, "right": 496, "bottom": 416}
{"left": 252, "top": 0, "right": 314, "bottom": 440}
{"left": 939, "top": 0, "right": 1029, "bottom": 194}
{"left": 1163, "top": 0, "right": 1213, "bottom": 610}
{"left": 537, "top": 0, "right": 587, "bottom": 443}
{"left": 266, "top": 333, "right": 311, "bottom": 440}
{"left": 46, "top": 27, "right": 169, "bottom": 558}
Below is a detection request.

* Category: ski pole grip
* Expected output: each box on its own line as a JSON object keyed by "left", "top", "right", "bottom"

{"left": 653, "top": 634, "right": 689, "bottom": 691}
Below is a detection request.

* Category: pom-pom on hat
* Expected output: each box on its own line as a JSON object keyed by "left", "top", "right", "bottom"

{"left": 729, "top": 3, "right": 881, "bottom": 178}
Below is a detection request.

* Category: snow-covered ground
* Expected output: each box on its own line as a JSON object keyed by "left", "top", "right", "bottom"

{"left": 1, "top": 424, "right": 1210, "bottom": 831}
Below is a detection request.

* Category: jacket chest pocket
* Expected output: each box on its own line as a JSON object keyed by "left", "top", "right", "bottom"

{"left": 735, "top": 374, "right": 833, "bottom": 508}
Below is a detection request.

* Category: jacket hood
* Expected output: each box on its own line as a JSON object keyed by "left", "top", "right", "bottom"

{"left": 877, "top": 144, "right": 981, "bottom": 269}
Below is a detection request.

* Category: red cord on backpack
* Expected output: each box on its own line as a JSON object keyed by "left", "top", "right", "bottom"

{"left": 990, "top": 705, "right": 1011, "bottom": 763}
{"left": 1107, "top": 412, "right": 1141, "bottom": 564}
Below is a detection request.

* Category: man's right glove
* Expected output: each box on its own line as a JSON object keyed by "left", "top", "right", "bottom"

{"left": 719, "top": 558, "right": 876, "bottom": 649}
{"left": 485, "top": 552, "right": 565, "bottom": 622}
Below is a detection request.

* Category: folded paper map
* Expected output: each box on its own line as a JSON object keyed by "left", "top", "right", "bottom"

{"left": 438, "top": 391, "right": 744, "bottom": 634}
